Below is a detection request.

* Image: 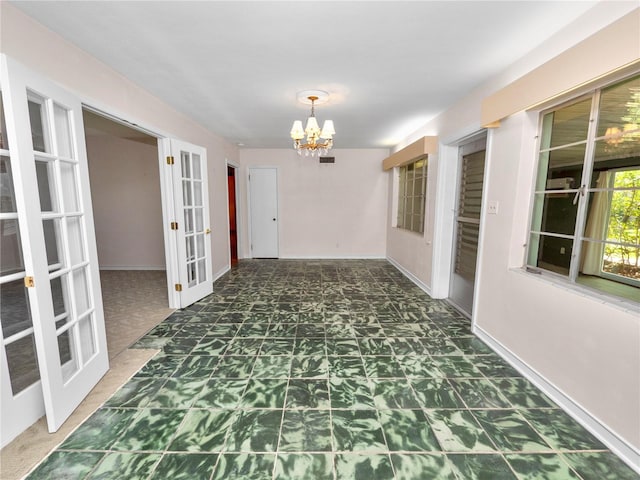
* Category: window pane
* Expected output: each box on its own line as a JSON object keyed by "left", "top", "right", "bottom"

{"left": 541, "top": 97, "right": 592, "bottom": 149}
{"left": 527, "top": 232, "right": 572, "bottom": 276}
{"left": 531, "top": 193, "right": 578, "bottom": 236}
{"left": 597, "top": 74, "right": 640, "bottom": 138}
{"left": 536, "top": 145, "right": 586, "bottom": 191}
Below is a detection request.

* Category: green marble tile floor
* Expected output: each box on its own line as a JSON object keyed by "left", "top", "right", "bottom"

{"left": 25, "top": 260, "right": 639, "bottom": 480}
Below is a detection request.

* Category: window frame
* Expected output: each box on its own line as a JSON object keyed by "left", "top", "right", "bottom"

{"left": 396, "top": 155, "right": 427, "bottom": 235}
{"left": 526, "top": 72, "right": 640, "bottom": 304}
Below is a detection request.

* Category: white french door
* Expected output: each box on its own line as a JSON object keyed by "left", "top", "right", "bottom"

{"left": 164, "top": 139, "right": 212, "bottom": 308}
{"left": 0, "top": 55, "right": 108, "bottom": 445}
{"left": 249, "top": 167, "right": 279, "bottom": 258}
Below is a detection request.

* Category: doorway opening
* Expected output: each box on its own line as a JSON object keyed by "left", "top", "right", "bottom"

{"left": 82, "top": 110, "right": 174, "bottom": 359}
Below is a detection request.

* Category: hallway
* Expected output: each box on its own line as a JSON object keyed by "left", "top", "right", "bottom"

{"left": 25, "top": 260, "right": 637, "bottom": 479}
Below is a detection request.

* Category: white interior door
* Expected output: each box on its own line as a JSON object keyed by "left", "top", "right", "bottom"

{"left": 167, "top": 139, "right": 212, "bottom": 307}
{"left": 249, "top": 167, "right": 279, "bottom": 258}
{"left": 0, "top": 83, "right": 46, "bottom": 447}
{"left": 449, "top": 138, "right": 486, "bottom": 316}
{"left": 0, "top": 55, "right": 108, "bottom": 439}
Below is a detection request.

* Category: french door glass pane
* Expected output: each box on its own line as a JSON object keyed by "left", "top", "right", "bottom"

{"left": 188, "top": 262, "right": 196, "bottom": 287}
{"left": 78, "top": 316, "right": 96, "bottom": 364}
{"left": 198, "top": 259, "right": 206, "bottom": 282}
{"left": 0, "top": 91, "right": 8, "bottom": 150}
{"left": 57, "top": 327, "right": 77, "bottom": 383}
{"left": 195, "top": 208, "right": 203, "bottom": 232}
{"left": 35, "top": 160, "right": 58, "bottom": 212}
{"left": 53, "top": 104, "right": 73, "bottom": 158}
{"left": 50, "top": 274, "right": 67, "bottom": 317}
{"left": 0, "top": 156, "right": 17, "bottom": 212}
{"left": 43, "top": 218, "right": 63, "bottom": 270}
{"left": 73, "top": 267, "right": 91, "bottom": 315}
{"left": 184, "top": 208, "right": 193, "bottom": 234}
{"left": 194, "top": 181, "right": 202, "bottom": 206}
{"left": 67, "top": 216, "right": 85, "bottom": 265}
{"left": 27, "top": 98, "right": 50, "bottom": 153}
{"left": 0, "top": 279, "right": 31, "bottom": 338}
{"left": 181, "top": 151, "right": 191, "bottom": 178}
{"left": 186, "top": 236, "right": 194, "bottom": 261}
{"left": 60, "top": 162, "right": 79, "bottom": 212}
{"left": 196, "top": 235, "right": 204, "bottom": 258}
{"left": 0, "top": 220, "right": 23, "bottom": 275}
{"left": 6, "top": 334, "right": 40, "bottom": 395}
{"left": 182, "top": 180, "right": 192, "bottom": 206}
{"left": 192, "top": 154, "right": 201, "bottom": 179}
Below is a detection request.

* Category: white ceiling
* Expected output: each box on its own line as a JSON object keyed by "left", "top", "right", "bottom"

{"left": 12, "top": 1, "right": 601, "bottom": 149}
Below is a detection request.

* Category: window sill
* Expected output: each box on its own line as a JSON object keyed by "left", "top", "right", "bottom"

{"left": 512, "top": 266, "right": 640, "bottom": 315}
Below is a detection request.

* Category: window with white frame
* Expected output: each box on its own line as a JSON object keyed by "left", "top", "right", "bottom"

{"left": 527, "top": 74, "right": 640, "bottom": 302}
{"left": 397, "top": 156, "right": 427, "bottom": 234}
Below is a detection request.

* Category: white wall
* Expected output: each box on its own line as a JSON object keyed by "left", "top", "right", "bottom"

{"left": 0, "top": 3, "right": 238, "bottom": 281}
{"left": 239, "top": 149, "right": 389, "bottom": 259}
{"left": 86, "top": 134, "right": 165, "bottom": 270}
{"left": 386, "top": 4, "right": 640, "bottom": 467}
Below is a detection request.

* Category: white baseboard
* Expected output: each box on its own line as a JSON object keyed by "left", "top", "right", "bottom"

{"left": 386, "top": 256, "right": 432, "bottom": 296}
{"left": 475, "top": 325, "right": 640, "bottom": 475}
{"left": 99, "top": 266, "right": 166, "bottom": 271}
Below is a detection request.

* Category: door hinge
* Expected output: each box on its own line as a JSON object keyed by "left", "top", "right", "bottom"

{"left": 166, "top": 155, "right": 175, "bottom": 165}
{"left": 175, "top": 283, "right": 183, "bottom": 292}
{"left": 170, "top": 221, "right": 178, "bottom": 230}
{"left": 24, "top": 276, "right": 35, "bottom": 288}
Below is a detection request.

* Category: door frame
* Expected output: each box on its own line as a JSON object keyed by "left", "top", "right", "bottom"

{"left": 431, "top": 129, "right": 490, "bottom": 314}
{"left": 448, "top": 135, "right": 487, "bottom": 317}
{"left": 226, "top": 160, "right": 240, "bottom": 267}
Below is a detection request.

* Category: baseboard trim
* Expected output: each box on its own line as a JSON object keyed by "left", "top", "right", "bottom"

{"left": 213, "top": 265, "right": 230, "bottom": 283}
{"left": 386, "top": 256, "right": 432, "bottom": 296}
{"left": 475, "top": 325, "right": 640, "bottom": 474}
{"left": 99, "top": 266, "right": 166, "bottom": 271}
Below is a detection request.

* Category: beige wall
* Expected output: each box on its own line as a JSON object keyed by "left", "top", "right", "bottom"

{"left": 387, "top": 4, "right": 640, "bottom": 463}
{"left": 86, "top": 134, "right": 165, "bottom": 269}
{"left": 238, "top": 149, "right": 389, "bottom": 259}
{"left": 0, "top": 3, "right": 238, "bottom": 280}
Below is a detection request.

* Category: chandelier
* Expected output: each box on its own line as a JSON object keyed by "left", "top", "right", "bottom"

{"left": 290, "top": 90, "right": 335, "bottom": 156}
